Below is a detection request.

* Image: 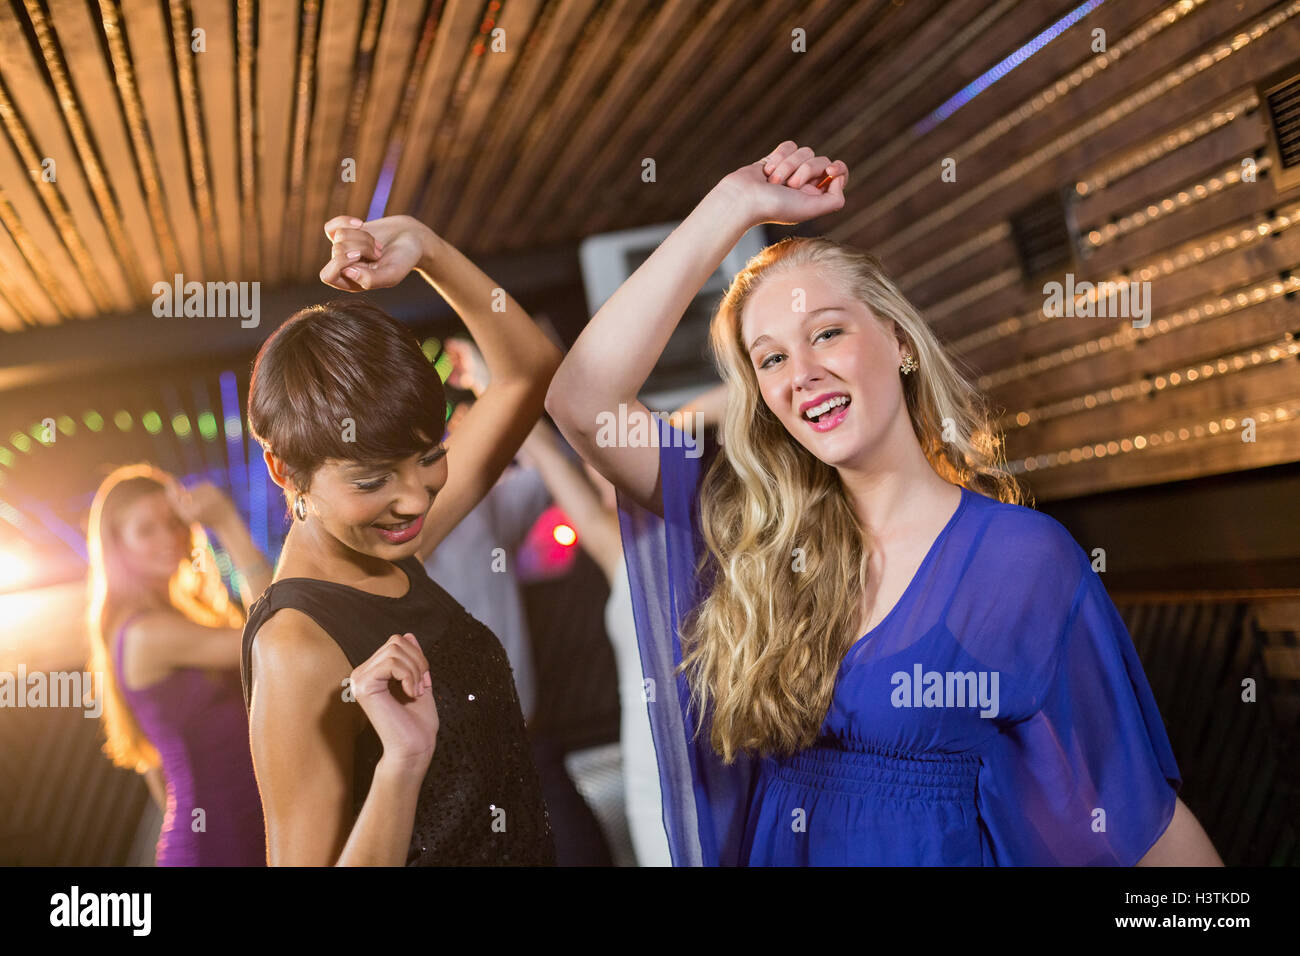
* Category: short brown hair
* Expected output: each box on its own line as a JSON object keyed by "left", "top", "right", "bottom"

{"left": 248, "top": 300, "right": 446, "bottom": 498}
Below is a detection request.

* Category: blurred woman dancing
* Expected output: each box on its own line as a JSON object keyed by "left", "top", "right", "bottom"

{"left": 87, "top": 465, "right": 270, "bottom": 865}
{"left": 546, "top": 141, "right": 1221, "bottom": 867}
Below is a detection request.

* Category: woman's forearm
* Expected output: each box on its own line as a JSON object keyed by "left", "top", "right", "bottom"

{"left": 415, "top": 232, "right": 561, "bottom": 388}
{"left": 547, "top": 183, "right": 754, "bottom": 432}
{"left": 521, "top": 422, "right": 622, "bottom": 577}
{"left": 209, "top": 514, "right": 272, "bottom": 606}
{"left": 334, "top": 758, "right": 427, "bottom": 866}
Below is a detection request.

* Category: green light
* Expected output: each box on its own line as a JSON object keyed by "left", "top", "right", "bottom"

{"left": 142, "top": 411, "right": 162, "bottom": 434}
{"left": 114, "top": 410, "right": 133, "bottom": 431}
{"left": 445, "top": 402, "right": 453, "bottom": 422}
{"left": 30, "top": 422, "right": 49, "bottom": 444}
{"left": 215, "top": 551, "right": 233, "bottom": 575}
{"left": 0, "top": 448, "right": 12, "bottom": 467}
{"left": 434, "top": 352, "right": 453, "bottom": 383}
{"left": 421, "top": 337, "right": 441, "bottom": 363}
{"left": 172, "top": 414, "right": 192, "bottom": 439}
{"left": 197, "top": 412, "right": 218, "bottom": 441}
{"left": 84, "top": 410, "right": 104, "bottom": 432}
{"left": 57, "top": 415, "right": 75, "bottom": 436}
{"left": 12, "top": 431, "right": 32, "bottom": 451}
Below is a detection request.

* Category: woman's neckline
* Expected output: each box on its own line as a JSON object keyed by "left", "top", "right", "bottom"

{"left": 270, "top": 556, "right": 415, "bottom": 601}
{"left": 846, "top": 484, "right": 971, "bottom": 656}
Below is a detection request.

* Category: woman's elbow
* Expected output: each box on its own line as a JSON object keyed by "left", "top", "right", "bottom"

{"left": 544, "top": 370, "right": 580, "bottom": 429}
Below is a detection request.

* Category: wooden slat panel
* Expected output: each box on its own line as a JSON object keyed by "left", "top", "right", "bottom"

{"left": 256, "top": 0, "right": 300, "bottom": 282}
{"left": 1073, "top": 103, "right": 1267, "bottom": 227}
{"left": 1009, "top": 361, "right": 1300, "bottom": 453}
{"left": 522, "top": 0, "right": 727, "bottom": 242}
{"left": 445, "top": 0, "right": 602, "bottom": 240}
{"left": 533, "top": 0, "right": 744, "bottom": 242}
{"left": 992, "top": 295, "right": 1299, "bottom": 410}
{"left": 1019, "top": 401, "right": 1300, "bottom": 499}
{"left": 1263, "top": 646, "right": 1300, "bottom": 679}
{"left": 385, "top": 0, "right": 491, "bottom": 219}
{"left": 857, "top": 0, "right": 1287, "bottom": 275}
{"left": 812, "top": 0, "right": 1023, "bottom": 158}
{"left": 18, "top": 0, "right": 137, "bottom": 312}
{"left": 966, "top": 211, "right": 1300, "bottom": 372}
{"left": 324, "top": 0, "right": 427, "bottom": 223}
{"left": 0, "top": 184, "right": 64, "bottom": 325}
{"left": 1255, "top": 599, "right": 1300, "bottom": 631}
{"left": 119, "top": 0, "right": 205, "bottom": 280}
{"left": 630, "top": 0, "right": 927, "bottom": 233}
{"left": 477, "top": 0, "right": 653, "bottom": 248}
{"left": 421, "top": 0, "right": 547, "bottom": 236}
{"left": 835, "top": 0, "right": 1185, "bottom": 251}
{"left": 0, "top": 134, "right": 95, "bottom": 319}
{"left": 547, "top": 0, "right": 805, "bottom": 243}
{"left": 46, "top": 0, "right": 167, "bottom": 296}
{"left": 294, "top": 0, "right": 364, "bottom": 276}
{"left": 192, "top": 0, "right": 243, "bottom": 280}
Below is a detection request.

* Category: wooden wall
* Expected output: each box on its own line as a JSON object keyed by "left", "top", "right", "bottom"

{"left": 816, "top": 0, "right": 1300, "bottom": 502}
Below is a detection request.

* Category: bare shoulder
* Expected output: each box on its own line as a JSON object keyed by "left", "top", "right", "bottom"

{"left": 249, "top": 608, "right": 355, "bottom": 715}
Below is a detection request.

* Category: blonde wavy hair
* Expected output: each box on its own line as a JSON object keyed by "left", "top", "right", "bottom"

{"left": 85, "top": 463, "right": 244, "bottom": 773}
{"left": 681, "top": 236, "right": 1027, "bottom": 764}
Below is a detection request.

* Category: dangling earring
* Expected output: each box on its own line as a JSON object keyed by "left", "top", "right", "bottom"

{"left": 900, "top": 353, "right": 919, "bottom": 375}
{"left": 293, "top": 495, "right": 308, "bottom": 522}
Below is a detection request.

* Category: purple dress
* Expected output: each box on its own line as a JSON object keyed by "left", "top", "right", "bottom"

{"left": 114, "top": 616, "right": 266, "bottom": 866}
{"left": 615, "top": 417, "right": 1182, "bottom": 865}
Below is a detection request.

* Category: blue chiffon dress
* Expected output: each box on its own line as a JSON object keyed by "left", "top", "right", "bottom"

{"left": 614, "top": 418, "right": 1182, "bottom": 866}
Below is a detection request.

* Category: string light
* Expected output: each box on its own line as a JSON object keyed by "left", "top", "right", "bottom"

{"left": 914, "top": 0, "right": 1107, "bottom": 136}
{"left": 839, "top": 0, "right": 1216, "bottom": 242}
{"left": 951, "top": 203, "right": 1300, "bottom": 354}
{"left": 1084, "top": 157, "right": 1273, "bottom": 249}
{"left": 1003, "top": 335, "right": 1300, "bottom": 429}
{"left": 1009, "top": 400, "right": 1300, "bottom": 474}
{"left": 979, "top": 274, "right": 1300, "bottom": 389}
{"left": 1075, "top": 92, "right": 1258, "bottom": 196}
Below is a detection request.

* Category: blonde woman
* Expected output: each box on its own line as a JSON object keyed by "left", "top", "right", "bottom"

{"left": 86, "top": 465, "right": 270, "bottom": 865}
{"left": 545, "top": 141, "right": 1221, "bottom": 866}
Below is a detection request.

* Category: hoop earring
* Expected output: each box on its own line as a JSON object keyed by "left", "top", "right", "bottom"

{"left": 293, "top": 495, "right": 307, "bottom": 522}
{"left": 900, "top": 353, "right": 919, "bottom": 375}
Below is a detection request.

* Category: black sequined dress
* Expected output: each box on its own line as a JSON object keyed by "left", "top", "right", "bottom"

{"left": 241, "top": 554, "right": 556, "bottom": 865}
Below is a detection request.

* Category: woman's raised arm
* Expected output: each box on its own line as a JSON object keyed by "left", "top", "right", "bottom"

{"left": 544, "top": 142, "right": 847, "bottom": 517}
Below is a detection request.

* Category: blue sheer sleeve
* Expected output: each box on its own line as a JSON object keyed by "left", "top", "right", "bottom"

{"left": 613, "top": 416, "right": 760, "bottom": 866}
{"left": 976, "top": 557, "right": 1183, "bottom": 865}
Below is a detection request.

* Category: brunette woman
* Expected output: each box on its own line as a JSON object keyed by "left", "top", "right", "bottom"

{"left": 240, "top": 215, "right": 559, "bottom": 865}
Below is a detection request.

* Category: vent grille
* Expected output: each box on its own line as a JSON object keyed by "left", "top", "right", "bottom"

{"left": 1262, "top": 67, "right": 1300, "bottom": 191}
{"left": 1010, "top": 189, "right": 1076, "bottom": 279}
{"left": 1266, "top": 75, "right": 1300, "bottom": 168}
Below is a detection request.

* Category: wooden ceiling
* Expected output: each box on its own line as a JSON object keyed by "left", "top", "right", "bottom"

{"left": 0, "top": 0, "right": 1298, "bottom": 501}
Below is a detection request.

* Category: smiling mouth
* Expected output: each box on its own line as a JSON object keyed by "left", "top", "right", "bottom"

{"left": 374, "top": 517, "right": 418, "bottom": 531}
{"left": 802, "top": 395, "right": 851, "bottom": 423}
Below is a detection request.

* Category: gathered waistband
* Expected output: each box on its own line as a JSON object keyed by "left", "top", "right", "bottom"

{"left": 770, "top": 743, "right": 981, "bottom": 804}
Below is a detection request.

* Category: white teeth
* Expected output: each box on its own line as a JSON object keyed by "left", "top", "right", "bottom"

{"left": 803, "top": 395, "right": 850, "bottom": 421}
{"left": 377, "top": 519, "right": 413, "bottom": 531}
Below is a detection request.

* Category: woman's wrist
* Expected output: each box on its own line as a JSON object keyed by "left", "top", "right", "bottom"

{"left": 703, "top": 176, "right": 763, "bottom": 233}
{"left": 416, "top": 227, "right": 447, "bottom": 278}
{"left": 375, "top": 752, "right": 434, "bottom": 786}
